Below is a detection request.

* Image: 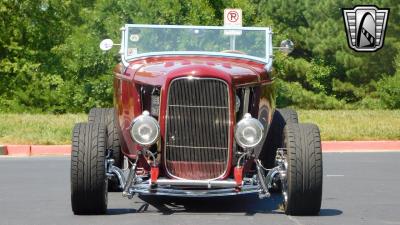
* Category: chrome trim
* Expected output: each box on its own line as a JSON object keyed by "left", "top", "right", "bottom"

{"left": 243, "top": 88, "right": 250, "bottom": 117}
{"left": 125, "top": 24, "right": 270, "bottom": 30}
{"left": 166, "top": 145, "right": 228, "bottom": 150}
{"left": 108, "top": 165, "right": 126, "bottom": 189}
{"left": 120, "top": 26, "right": 129, "bottom": 67}
{"left": 123, "top": 156, "right": 129, "bottom": 170}
{"left": 234, "top": 113, "right": 264, "bottom": 149}
{"left": 126, "top": 51, "right": 268, "bottom": 64}
{"left": 266, "top": 166, "right": 281, "bottom": 190}
{"left": 236, "top": 151, "right": 250, "bottom": 166}
{"left": 143, "top": 149, "right": 157, "bottom": 167}
{"left": 276, "top": 148, "right": 288, "bottom": 204}
{"left": 264, "top": 30, "right": 273, "bottom": 72}
{"left": 155, "top": 179, "right": 237, "bottom": 188}
{"left": 255, "top": 160, "right": 271, "bottom": 198}
{"left": 168, "top": 104, "right": 228, "bottom": 109}
{"left": 122, "top": 154, "right": 139, "bottom": 198}
{"left": 130, "top": 183, "right": 261, "bottom": 197}
{"left": 164, "top": 77, "right": 232, "bottom": 180}
{"left": 129, "top": 111, "right": 160, "bottom": 147}
{"left": 255, "top": 150, "right": 288, "bottom": 199}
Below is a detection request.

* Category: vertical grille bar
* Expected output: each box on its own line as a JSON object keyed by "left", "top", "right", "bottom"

{"left": 165, "top": 78, "right": 230, "bottom": 180}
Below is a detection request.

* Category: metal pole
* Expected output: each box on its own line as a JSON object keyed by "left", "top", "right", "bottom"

{"left": 230, "top": 35, "right": 236, "bottom": 50}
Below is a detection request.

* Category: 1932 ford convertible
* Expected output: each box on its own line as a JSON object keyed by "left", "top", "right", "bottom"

{"left": 70, "top": 24, "right": 322, "bottom": 216}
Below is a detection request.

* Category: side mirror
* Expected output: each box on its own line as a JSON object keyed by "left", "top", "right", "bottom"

{"left": 279, "top": 39, "right": 294, "bottom": 54}
{"left": 99, "top": 39, "right": 114, "bottom": 51}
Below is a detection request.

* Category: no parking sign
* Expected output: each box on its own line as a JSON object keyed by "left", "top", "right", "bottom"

{"left": 224, "top": 8, "right": 242, "bottom": 35}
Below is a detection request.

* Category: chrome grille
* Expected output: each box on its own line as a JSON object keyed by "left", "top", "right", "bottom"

{"left": 165, "top": 78, "right": 230, "bottom": 179}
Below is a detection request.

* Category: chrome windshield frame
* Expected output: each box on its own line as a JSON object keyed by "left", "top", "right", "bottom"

{"left": 121, "top": 24, "right": 273, "bottom": 66}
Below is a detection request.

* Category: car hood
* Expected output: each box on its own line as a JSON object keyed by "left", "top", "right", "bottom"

{"left": 123, "top": 56, "right": 270, "bottom": 87}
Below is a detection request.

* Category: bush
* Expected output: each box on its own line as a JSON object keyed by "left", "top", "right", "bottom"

{"left": 275, "top": 79, "right": 345, "bottom": 109}
{"left": 377, "top": 73, "right": 400, "bottom": 109}
{"left": 0, "top": 0, "right": 399, "bottom": 112}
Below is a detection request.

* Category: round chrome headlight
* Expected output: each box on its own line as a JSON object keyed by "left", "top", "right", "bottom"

{"left": 235, "top": 113, "right": 264, "bottom": 149}
{"left": 130, "top": 111, "right": 160, "bottom": 146}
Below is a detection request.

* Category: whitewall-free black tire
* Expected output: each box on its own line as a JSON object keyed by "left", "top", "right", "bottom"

{"left": 283, "top": 123, "right": 323, "bottom": 215}
{"left": 71, "top": 123, "right": 108, "bottom": 215}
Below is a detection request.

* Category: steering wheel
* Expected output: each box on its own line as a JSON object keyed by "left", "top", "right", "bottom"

{"left": 221, "top": 50, "right": 246, "bottom": 54}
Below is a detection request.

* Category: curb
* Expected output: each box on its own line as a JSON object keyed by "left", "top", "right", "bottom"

{"left": 5, "top": 145, "right": 30, "bottom": 156}
{"left": 1, "top": 145, "right": 71, "bottom": 156}
{"left": 30, "top": 145, "right": 71, "bottom": 156}
{"left": 322, "top": 141, "right": 400, "bottom": 152}
{"left": 0, "top": 141, "right": 399, "bottom": 156}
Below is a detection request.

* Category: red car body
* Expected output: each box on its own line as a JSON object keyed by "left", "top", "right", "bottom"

{"left": 70, "top": 25, "right": 322, "bottom": 216}
{"left": 114, "top": 55, "right": 274, "bottom": 180}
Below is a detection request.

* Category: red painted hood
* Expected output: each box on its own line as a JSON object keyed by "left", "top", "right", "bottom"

{"left": 123, "top": 56, "right": 270, "bottom": 87}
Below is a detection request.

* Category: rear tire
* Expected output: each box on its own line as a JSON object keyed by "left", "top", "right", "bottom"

{"left": 71, "top": 123, "right": 108, "bottom": 215}
{"left": 282, "top": 123, "right": 323, "bottom": 215}
{"left": 261, "top": 108, "right": 299, "bottom": 168}
{"left": 88, "top": 108, "right": 122, "bottom": 191}
{"left": 260, "top": 108, "right": 298, "bottom": 192}
{"left": 277, "top": 108, "right": 298, "bottom": 124}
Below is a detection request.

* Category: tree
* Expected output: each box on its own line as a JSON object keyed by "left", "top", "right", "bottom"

{"left": 0, "top": 0, "right": 399, "bottom": 112}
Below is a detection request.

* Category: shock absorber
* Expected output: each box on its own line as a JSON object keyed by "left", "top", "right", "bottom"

{"left": 122, "top": 151, "right": 140, "bottom": 198}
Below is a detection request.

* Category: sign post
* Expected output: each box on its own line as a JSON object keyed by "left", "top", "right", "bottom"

{"left": 224, "top": 9, "right": 242, "bottom": 50}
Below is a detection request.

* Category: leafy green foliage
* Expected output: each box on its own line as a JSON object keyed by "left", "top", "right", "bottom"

{"left": 377, "top": 72, "right": 400, "bottom": 109}
{"left": 0, "top": 0, "right": 399, "bottom": 112}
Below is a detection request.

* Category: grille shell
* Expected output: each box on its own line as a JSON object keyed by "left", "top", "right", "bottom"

{"left": 164, "top": 78, "right": 231, "bottom": 180}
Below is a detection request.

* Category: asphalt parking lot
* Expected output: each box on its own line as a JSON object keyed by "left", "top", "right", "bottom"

{"left": 0, "top": 153, "right": 399, "bottom": 225}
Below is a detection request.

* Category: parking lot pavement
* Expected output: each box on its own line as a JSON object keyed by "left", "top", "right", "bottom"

{"left": 0, "top": 153, "right": 400, "bottom": 225}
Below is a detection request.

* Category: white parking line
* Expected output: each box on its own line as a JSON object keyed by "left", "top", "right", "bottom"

{"left": 288, "top": 215, "right": 304, "bottom": 225}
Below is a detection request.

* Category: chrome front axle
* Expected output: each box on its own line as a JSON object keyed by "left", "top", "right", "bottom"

{"left": 106, "top": 149, "right": 288, "bottom": 198}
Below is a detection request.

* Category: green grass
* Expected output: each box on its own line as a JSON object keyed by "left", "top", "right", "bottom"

{"left": 0, "top": 114, "right": 86, "bottom": 145}
{"left": 299, "top": 110, "right": 400, "bottom": 141}
{"left": 0, "top": 110, "right": 399, "bottom": 145}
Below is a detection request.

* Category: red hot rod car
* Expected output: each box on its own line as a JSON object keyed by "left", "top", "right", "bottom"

{"left": 70, "top": 24, "right": 322, "bottom": 215}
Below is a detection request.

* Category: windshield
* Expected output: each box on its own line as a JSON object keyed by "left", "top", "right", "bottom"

{"left": 123, "top": 24, "right": 272, "bottom": 64}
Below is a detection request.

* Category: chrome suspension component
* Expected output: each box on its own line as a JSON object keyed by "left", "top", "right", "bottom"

{"left": 106, "top": 158, "right": 126, "bottom": 189}
{"left": 106, "top": 148, "right": 159, "bottom": 198}
{"left": 236, "top": 151, "right": 250, "bottom": 166}
{"left": 255, "top": 148, "right": 288, "bottom": 199}
{"left": 122, "top": 154, "right": 140, "bottom": 199}
{"left": 106, "top": 149, "right": 127, "bottom": 190}
{"left": 255, "top": 159, "right": 270, "bottom": 199}
{"left": 276, "top": 148, "right": 288, "bottom": 203}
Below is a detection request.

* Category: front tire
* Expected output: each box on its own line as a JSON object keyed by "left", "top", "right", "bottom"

{"left": 282, "top": 123, "right": 323, "bottom": 215}
{"left": 71, "top": 123, "right": 108, "bottom": 215}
